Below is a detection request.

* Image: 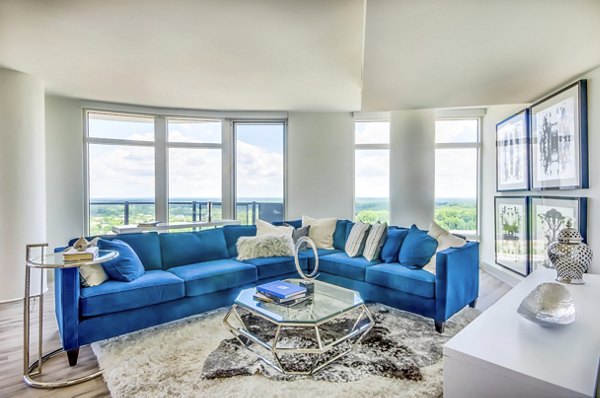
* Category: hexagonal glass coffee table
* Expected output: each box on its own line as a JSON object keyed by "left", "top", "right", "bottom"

{"left": 223, "top": 278, "right": 374, "bottom": 375}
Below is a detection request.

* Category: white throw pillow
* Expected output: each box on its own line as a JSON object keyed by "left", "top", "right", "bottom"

{"left": 424, "top": 221, "right": 467, "bottom": 274}
{"left": 363, "top": 222, "right": 388, "bottom": 261}
{"left": 79, "top": 264, "right": 108, "bottom": 287}
{"left": 236, "top": 234, "right": 294, "bottom": 261}
{"left": 256, "top": 219, "right": 294, "bottom": 238}
{"left": 345, "top": 222, "right": 372, "bottom": 257}
{"left": 301, "top": 215, "right": 337, "bottom": 249}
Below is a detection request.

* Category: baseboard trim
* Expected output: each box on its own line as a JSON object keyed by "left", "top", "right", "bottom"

{"left": 481, "top": 261, "right": 523, "bottom": 287}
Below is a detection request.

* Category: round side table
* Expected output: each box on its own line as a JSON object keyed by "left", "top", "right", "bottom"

{"left": 23, "top": 243, "right": 118, "bottom": 389}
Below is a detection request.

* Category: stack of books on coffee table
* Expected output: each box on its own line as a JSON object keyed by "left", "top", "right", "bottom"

{"left": 254, "top": 280, "right": 309, "bottom": 306}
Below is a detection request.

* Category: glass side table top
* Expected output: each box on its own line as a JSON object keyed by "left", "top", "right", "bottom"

{"left": 27, "top": 250, "right": 119, "bottom": 269}
{"left": 235, "top": 278, "right": 365, "bottom": 324}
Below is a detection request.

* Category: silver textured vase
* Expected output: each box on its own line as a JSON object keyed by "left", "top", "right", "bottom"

{"left": 547, "top": 221, "right": 592, "bottom": 284}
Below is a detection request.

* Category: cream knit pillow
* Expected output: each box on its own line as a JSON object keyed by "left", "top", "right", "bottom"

{"left": 424, "top": 221, "right": 467, "bottom": 274}
{"left": 301, "top": 215, "right": 337, "bottom": 249}
{"left": 345, "top": 222, "right": 372, "bottom": 257}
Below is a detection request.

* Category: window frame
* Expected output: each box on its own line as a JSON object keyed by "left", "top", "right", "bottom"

{"left": 83, "top": 104, "right": 287, "bottom": 234}
{"left": 353, "top": 118, "right": 391, "bottom": 223}
{"left": 232, "top": 120, "right": 288, "bottom": 224}
{"left": 434, "top": 115, "right": 483, "bottom": 240}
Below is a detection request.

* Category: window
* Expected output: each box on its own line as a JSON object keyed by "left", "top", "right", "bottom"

{"left": 434, "top": 118, "right": 481, "bottom": 237}
{"left": 234, "top": 122, "right": 285, "bottom": 225}
{"left": 354, "top": 121, "right": 390, "bottom": 223}
{"left": 87, "top": 112, "right": 156, "bottom": 235}
{"left": 167, "top": 118, "right": 223, "bottom": 223}
{"left": 85, "top": 108, "right": 286, "bottom": 234}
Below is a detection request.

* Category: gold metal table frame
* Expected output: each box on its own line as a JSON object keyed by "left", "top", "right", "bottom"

{"left": 23, "top": 243, "right": 118, "bottom": 389}
{"left": 223, "top": 288, "right": 375, "bottom": 375}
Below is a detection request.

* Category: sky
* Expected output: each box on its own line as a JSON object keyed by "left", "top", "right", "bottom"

{"left": 88, "top": 114, "right": 477, "bottom": 201}
{"left": 88, "top": 115, "right": 284, "bottom": 200}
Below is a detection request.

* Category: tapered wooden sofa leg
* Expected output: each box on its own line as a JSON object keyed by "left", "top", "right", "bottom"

{"left": 67, "top": 348, "right": 79, "bottom": 366}
{"left": 469, "top": 299, "right": 478, "bottom": 308}
{"left": 435, "top": 321, "right": 445, "bottom": 334}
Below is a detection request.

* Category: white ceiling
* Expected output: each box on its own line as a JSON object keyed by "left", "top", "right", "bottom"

{"left": 0, "top": 0, "right": 364, "bottom": 111}
{"left": 362, "top": 0, "right": 600, "bottom": 110}
{"left": 1, "top": 0, "right": 600, "bottom": 111}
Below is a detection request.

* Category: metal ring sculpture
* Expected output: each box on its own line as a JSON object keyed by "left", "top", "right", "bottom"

{"left": 293, "top": 236, "right": 319, "bottom": 279}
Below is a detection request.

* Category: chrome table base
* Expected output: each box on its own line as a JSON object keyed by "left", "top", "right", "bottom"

{"left": 24, "top": 244, "right": 103, "bottom": 389}
{"left": 223, "top": 302, "right": 375, "bottom": 375}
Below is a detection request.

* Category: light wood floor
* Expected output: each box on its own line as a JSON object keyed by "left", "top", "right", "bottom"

{"left": 0, "top": 269, "right": 512, "bottom": 397}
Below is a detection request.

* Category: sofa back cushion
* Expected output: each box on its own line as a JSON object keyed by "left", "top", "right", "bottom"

{"left": 160, "top": 229, "right": 229, "bottom": 268}
{"left": 398, "top": 225, "right": 438, "bottom": 269}
{"left": 69, "top": 232, "right": 163, "bottom": 270}
{"left": 222, "top": 225, "right": 257, "bottom": 258}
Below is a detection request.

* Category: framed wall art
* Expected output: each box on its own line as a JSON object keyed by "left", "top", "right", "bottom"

{"left": 495, "top": 196, "right": 529, "bottom": 276}
{"left": 530, "top": 80, "right": 588, "bottom": 190}
{"left": 529, "top": 196, "right": 587, "bottom": 271}
{"left": 496, "top": 109, "right": 529, "bottom": 191}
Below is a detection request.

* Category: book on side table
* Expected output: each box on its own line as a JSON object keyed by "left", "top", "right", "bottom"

{"left": 62, "top": 246, "right": 99, "bottom": 262}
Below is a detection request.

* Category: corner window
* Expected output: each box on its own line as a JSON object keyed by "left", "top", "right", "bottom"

{"left": 434, "top": 119, "right": 480, "bottom": 237}
{"left": 354, "top": 121, "right": 390, "bottom": 223}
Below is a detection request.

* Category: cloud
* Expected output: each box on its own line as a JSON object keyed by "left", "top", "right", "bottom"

{"left": 355, "top": 150, "right": 389, "bottom": 198}
{"left": 89, "top": 139, "right": 284, "bottom": 200}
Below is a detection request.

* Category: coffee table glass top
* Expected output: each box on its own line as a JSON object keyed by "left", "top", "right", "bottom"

{"left": 234, "top": 278, "right": 364, "bottom": 324}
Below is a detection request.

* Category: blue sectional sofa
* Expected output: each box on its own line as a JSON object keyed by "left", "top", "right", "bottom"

{"left": 55, "top": 220, "right": 479, "bottom": 366}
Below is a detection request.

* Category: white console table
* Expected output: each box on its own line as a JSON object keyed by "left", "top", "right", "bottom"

{"left": 444, "top": 267, "right": 600, "bottom": 398}
{"left": 112, "top": 219, "right": 240, "bottom": 234}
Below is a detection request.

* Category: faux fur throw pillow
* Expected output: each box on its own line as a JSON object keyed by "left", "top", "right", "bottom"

{"left": 236, "top": 234, "right": 294, "bottom": 261}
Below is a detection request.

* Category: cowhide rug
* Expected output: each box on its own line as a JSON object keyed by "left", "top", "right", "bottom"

{"left": 92, "top": 304, "right": 479, "bottom": 398}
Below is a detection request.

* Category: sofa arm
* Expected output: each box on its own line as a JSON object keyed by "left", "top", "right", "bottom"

{"left": 434, "top": 241, "right": 479, "bottom": 322}
{"left": 54, "top": 268, "right": 80, "bottom": 350}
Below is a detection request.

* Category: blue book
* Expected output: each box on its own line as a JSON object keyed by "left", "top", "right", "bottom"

{"left": 256, "top": 280, "right": 306, "bottom": 299}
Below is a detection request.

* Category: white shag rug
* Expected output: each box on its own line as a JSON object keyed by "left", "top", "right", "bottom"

{"left": 92, "top": 305, "right": 478, "bottom": 398}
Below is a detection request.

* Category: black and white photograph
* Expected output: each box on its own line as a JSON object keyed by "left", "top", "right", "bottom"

{"left": 530, "top": 196, "right": 587, "bottom": 271}
{"left": 496, "top": 109, "right": 529, "bottom": 191}
{"left": 495, "top": 196, "right": 529, "bottom": 276}
{"left": 531, "top": 80, "right": 588, "bottom": 190}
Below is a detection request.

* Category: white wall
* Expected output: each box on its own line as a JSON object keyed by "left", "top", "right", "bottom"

{"left": 0, "top": 68, "right": 46, "bottom": 301}
{"left": 287, "top": 112, "right": 354, "bottom": 219}
{"left": 390, "top": 110, "right": 436, "bottom": 229}
{"left": 481, "top": 65, "right": 600, "bottom": 278}
{"left": 45, "top": 96, "right": 85, "bottom": 250}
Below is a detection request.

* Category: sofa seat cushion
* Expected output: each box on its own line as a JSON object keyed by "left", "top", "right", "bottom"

{"left": 80, "top": 270, "right": 185, "bottom": 317}
{"left": 297, "top": 248, "right": 340, "bottom": 272}
{"left": 167, "top": 259, "right": 257, "bottom": 297}
{"left": 365, "top": 264, "right": 435, "bottom": 299}
{"left": 319, "top": 252, "right": 380, "bottom": 281}
{"left": 243, "top": 256, "right": 308, "bottom": 280}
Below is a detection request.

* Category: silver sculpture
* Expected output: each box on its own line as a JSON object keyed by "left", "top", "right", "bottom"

{"left": 293, "top": 236, "right": 319, "bottom": 293}
{"left": 517, "top": 282, "right": 576, "bottom": 327}
{"left": 547, "top": 220, "right": 592, "bottom": 284}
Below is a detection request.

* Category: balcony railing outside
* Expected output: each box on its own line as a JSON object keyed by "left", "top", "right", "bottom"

{"left": 89, "top": 199, "right": 284, "bottom": 235}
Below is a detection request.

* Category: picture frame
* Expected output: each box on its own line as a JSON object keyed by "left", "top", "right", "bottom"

{"left": 529, "top": 196, "right": 587, "bottom": 271}
{"left": 530, "top": 80, "right": 588, "bottom": 190}
{"left": 495, "top": 196, "right": 529, "bottom": 276}
{"left": 496, "top": 109, "right": 529, "bottom": 191}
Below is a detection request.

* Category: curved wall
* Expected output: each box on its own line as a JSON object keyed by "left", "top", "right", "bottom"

{"left": 0, "top": 68, "right": 46, "bottom": 301}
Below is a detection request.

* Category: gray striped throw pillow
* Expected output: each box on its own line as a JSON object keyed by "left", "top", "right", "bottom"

{"left": 345, "top": 222, "right": 372, "bottom": 257}
{"left": 363, "top": 222, "right": 388, "bottom": 261}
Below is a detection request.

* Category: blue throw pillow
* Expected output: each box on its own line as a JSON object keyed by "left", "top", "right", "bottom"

{"left": 333, "top": 220, "right": 351, "bottom": 250}
{"left": 98, "top": 239, "right": 145, "bottom": 282}
{"left": 398, "top": 225, "right": 438, "bottom": 269}
{"left": 380, "top": 228, "right": 409, "bottom": 263}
